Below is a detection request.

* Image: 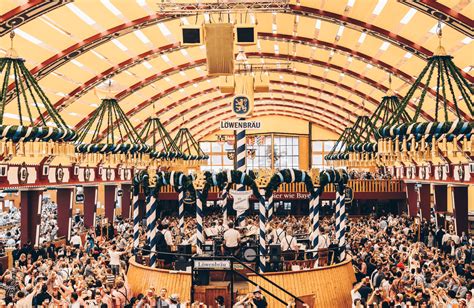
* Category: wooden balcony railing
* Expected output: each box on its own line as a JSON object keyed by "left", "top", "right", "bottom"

{"left": 160, "top": 180, "right": 403, "bottom": 193}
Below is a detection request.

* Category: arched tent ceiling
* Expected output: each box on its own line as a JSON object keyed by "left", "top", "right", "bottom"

{"left": 0, "top": 0, "right": 472, "bottom": 142}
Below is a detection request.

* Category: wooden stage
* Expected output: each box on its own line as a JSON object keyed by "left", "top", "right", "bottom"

{"left": 127, "top": 257, "right": 356, "bottom": 307}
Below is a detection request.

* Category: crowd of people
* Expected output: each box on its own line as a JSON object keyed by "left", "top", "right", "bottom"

{"left": 0, "top": 198, "right": 61, "bottom": 248}
{"left": 348, "top": 169, "right": 393, "bottom": 180}
{"left": 0, "top": 198, "right": 472, "bottom": 306}
{"left": 349, "top": 215, "right": 473, "bottom": 307}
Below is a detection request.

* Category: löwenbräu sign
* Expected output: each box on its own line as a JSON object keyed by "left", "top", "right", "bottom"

{"left": 220, "top": 120, "right": 262, "bottom": 130}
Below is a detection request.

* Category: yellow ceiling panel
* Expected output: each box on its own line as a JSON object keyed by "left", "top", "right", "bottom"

{"left": 0, "top": 0, "right": 19, "bottom": 14}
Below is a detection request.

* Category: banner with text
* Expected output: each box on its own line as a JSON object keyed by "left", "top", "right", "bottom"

{"left": 220, "top": 120, "right": 262, "bottom": 130}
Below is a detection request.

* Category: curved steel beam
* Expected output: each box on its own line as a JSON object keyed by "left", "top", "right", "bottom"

{"left": 47, "top": 32, "right": 418, "bottom": 115}
{"left": 399, "top": 0, "right": 473, "bottom": 37}
{"left": 180, "top": 107, "right": 345, "bottom": 142}
{"left": 145, "top": 99, "right": 348, "bottom": 145}
{"left": 75, "top": 58, "right": 398, "bottom": 130}
{"left": 0, "top": 0, "right": 71, "bottom": 36}
{"left": 89, "top": 87, "right": 355, "bottom": 143}
{"left": 48, "top": 31, "right": 454, "bottom": 117}
{"left": 196, "top": 110, "right": 340, "bottom": 141}
{"left": 73, "top": 53, "right": 437, "bottom": 130}
{"left": 8, "top": 5, "right": 465, "bottom": 101}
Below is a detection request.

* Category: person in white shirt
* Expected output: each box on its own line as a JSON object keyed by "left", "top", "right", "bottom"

{"left": 162, "top": 224, "right": 174, "bottom": 247}
{"left": 108, "top": 245, "right": 127, "bottom": 275}
{"left": 204, "top": 222, "right": 218, "bottom": 239}
{"left": 223, "top": 222, "right": 240, "bottom": 256}
{"left": 318, "top": 227, "right": 331, "bottom": 250}
{"left": 442, "top": 233, "right": 451, "bottom": 245}
{"left": 281, "top": 229, "right": 299, "bottom": 260}
{"left": 70, "top": 233, "right": 82, "bottom": 248}
{"left": 273, "top": 224, "right": 287, "bottom": 245}
{"left": 216, "top": 219, "right": 227, "bottom": 236}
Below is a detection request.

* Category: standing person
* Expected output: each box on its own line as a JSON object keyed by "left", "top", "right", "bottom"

{"left": 251, "top": 288, "right": 268, "bottom": 308}
{"left": 156, "top": 224, "right": 172, "bottom": 265}
{"left": 70, "top": 233, "right": 82, "bottom": 249}
{"left": 223, "top": 222, "right": 240, "bottom": 256}
{"left": 108, "top": 245, "right": 127, "bottom": 275}
{"left": 157, "top": 288, "right": 170, "bottom": 307}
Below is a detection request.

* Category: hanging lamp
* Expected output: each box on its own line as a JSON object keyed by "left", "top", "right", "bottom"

{"left": 0, "top": 31, "right": 76, "bottom": 159}
{"left": 173, "top": 127, "right": 209, "bottom": 166}
{"left": 324, "top": 127, "right": 353, "bottom": 164}
{"left": 378, "top": 23, "right": 473, "bottom": 162}
{"left": 139, "top": 115, "right": 184, "bottom": 161}
{"left": 348, "top": 76, "right": 413, "bottom": 166}
{"left": 75, "top": 82, "right": 150, "bottom": 170}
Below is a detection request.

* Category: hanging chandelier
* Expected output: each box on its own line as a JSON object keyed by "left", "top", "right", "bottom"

{"left": 140, "top": 116, "right": 185, "bottom": 167}
{"left": 0, "top": 31, "right": 76, "bottom": 161}
{"left": 377, "top": 24, "right": 473, "bottom": 166}
{"left": 74, "top": 96, "right": 150, "bottom": 167}
{"left": 173, "top": 127, "right": 209, "bottom": 166}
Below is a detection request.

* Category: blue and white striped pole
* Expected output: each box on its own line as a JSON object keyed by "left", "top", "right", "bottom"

{"left": 132, "top": 194, "right": 140, "bottom": 253}
{"left": 309, "top": 192, "right": 314, "bottom": 233}
{"left": 267, "top": 194, "right": 274, "bottom": 222}
{"left": 335, "top": 190, "right": 342, "bottom": 244}
{"left": 145, "top": 194, "right": 155, "bottom": 245}
{"left": 235, "top": 122, "right": 246, "bottom": 225}
{"left": 178, "top": 188, "right": 185, "bottom": 236}
{"left": 149, "top": 194, "right": 158, "bottom": 267}
{"left": 221, "top": 188, "right": 229, "bottom": 225}
{"left": 339, "top": 190, "right": 347, "bottom": 261}
{"left": 258, "top": 196, "right": 267, "bottom": 273}
{"left": 196, "top": 190, "right": 204, "bottom": 255}
{"left": 311, "top": 192, "right": 321, "bottom": 257}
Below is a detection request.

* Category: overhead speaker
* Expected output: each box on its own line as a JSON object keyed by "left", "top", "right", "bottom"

{"left": 181, "top": 26, "right": 202, "bottom": 46}
{"left": 204, "top": 23, "right": 234, "bottom": 76}
{"left": 235, "top": 25, "right": 256, "bottom": 45}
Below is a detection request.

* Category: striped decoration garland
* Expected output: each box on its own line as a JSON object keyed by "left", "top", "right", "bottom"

{"left": 258, "top": 197, "right": 267, "bottom": 273}
{"left": 196, "top": 190, "right": 204, "bottom": 255}
{"left": 132, "top": 194, "right": 140, "bottom": 253}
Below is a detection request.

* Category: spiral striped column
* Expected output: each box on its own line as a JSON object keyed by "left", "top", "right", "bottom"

{"left": 132, "top": 194, "right": 140, "bottom": 253}
{"left": 267, "top": 194, "right": 274, "bottom": 222}
{"left": 178, "top": 188, "right": 185, "bottom": 237}
{"left": 235, "top": 122, "right": 246, "bottom": 225}
{"left": 196, "top": 190, "right": 204, "bottom": 255}
{"left": 258, "top": 197, "right": 267, "bottom": 273}
{"left": 311, "top": 194, "right": 321, "bottom": 256}
{"left": 221, "top": 188, "right": 229, "bottom": 225}
{"left": 338, "top": 191, "right": 347, "bottom": 261}
{"left": 149, "top": 196, "right": 158, "bottom": 267}
{"left": 309, "top": 193, "right": 314, "bottom": 232}
{"left": 145, "top": 195, "right": 155, "bottom": 245}
{"left": 335, "top": 191, "right": 342, "bottom": 244}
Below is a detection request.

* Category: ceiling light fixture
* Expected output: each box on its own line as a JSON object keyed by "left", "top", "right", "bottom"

{"left": 400, "top": 8, "right": 416, "bottom": 24}
{"left": 372, "top": 0, "right": 387, "bottom": 16}
{"left": 112, "top": 39, "right": 128, "bottom": 51}
{"left": 134, "top": 30, "right": 151, "bottom": 44}
{"left": 101, "top": 0, "right": 122, "bottom": 16}
{"left": 67, "top": 3, "right": 96, "bottom": 25}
